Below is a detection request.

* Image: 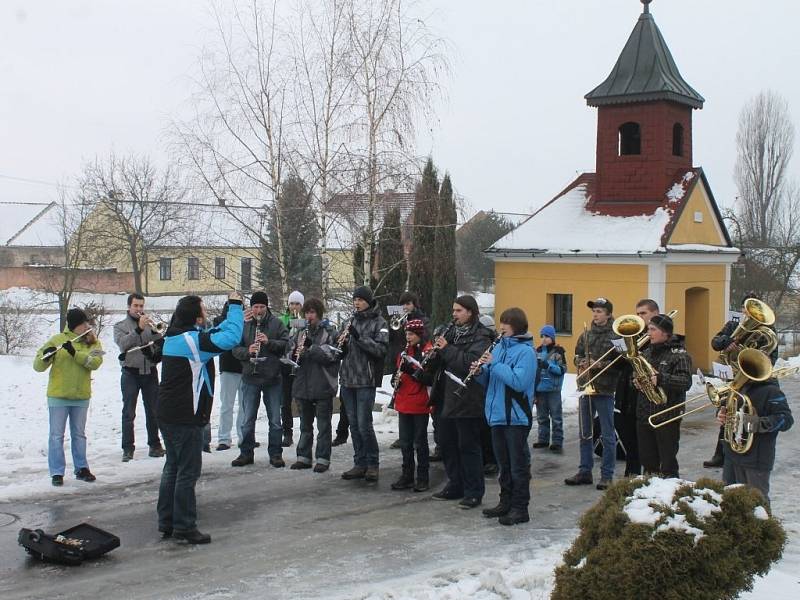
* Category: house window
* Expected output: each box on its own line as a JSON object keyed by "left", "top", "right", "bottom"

{"left": 159, "top": 257, "right": 172, "bottom": 281}
{"left": 552, "top": 294, "right": 572, "bottom": 335}
{"left": 241, "top": 257, "right": 252, "bottom": 291}
{"left": 187, "top": 257, "right": 200, "bottom": 280}
{"left": 618, "top": 122, "right": 641, "bottom": 155}
{"left": 214, "top": 257, "right": 226, "bottom": 280}
{"left": 672, "top": 123, "right": 684, "bottom": 156}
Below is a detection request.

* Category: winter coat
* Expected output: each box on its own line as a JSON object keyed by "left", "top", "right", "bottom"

{"left": 614, "top": 359, "right": 638, "bottom": 417}
{"left": 393, "top": 341, "right": 433, "bottom": 415}
{"left": 157, "top": 301, "right": 244, "bottom": 427}
{"left": 534, "top": 344, "right": 566, "bottom": 393}
{"left": 213, "top": 305, "right": 242, "bottom": 374}
{"left": 114, "top": 313, "right": 161, "bottom": 374}
{"left": 574, "top": 318, "right": 622, "bottom": 395}
{"left": 33, "top": 328, "right": 104, "bottom": 400}
{"left": 288, "top": 320, "right": 340, "bottom": 400}
{"left": 637, "top": 335, "right": 693, "bottom": 426}
{"left": 724, "top": 380, "right": 794, "bottom": 471}
{"left": 429, "top": 320, "right": 495, "bottom": 419}
{"left": 711, "top": 319, "right": 779, "bottom": 365}
{"left": 477, "top": 333, "right": 537, "bottom": 427}
{"left": 339, "top": 303, "right": 389, "bottom": 388}
{"left": 231, "top": 311, "right": 289, "bottom": 385}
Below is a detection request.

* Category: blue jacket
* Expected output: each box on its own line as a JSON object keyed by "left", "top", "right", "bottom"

{"left": 477, "top": 333, "right": 537, "bottom": 427}
{"left": 157, "top": 301, "right": 244, "bottom": 426}
{"left": 534, "top": 344, "right": 566, "bottom": 393}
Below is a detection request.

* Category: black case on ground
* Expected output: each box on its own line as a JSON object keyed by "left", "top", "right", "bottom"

{"left": 18, "top": 523, "right": 120, "bottom": 565}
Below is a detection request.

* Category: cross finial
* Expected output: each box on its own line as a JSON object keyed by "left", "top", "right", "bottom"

{"left": 642, "top": 0, "right": 653, "bottom": 14}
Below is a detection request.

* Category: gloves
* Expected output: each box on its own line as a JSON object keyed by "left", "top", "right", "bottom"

{"left": 741, "top": 414, "right": 762, "bottom": 433}
{"left": 42, "top": 347, "right": 57, "bottom": 361}
{"left": 62, "top": 341, "right": 76, "bottom": 356}
{"left": 400, "top": 361, "right": 416, "bottom": 375}
{"left": 716, "top": 335, "right": 733, "bottom": 349}
{"left": 303, "top": 336, "right": 313, "bottom": 348}
{"left": 537, "top": 359, "right": 547, "bottom": 370}
{"left": 348, "top": 324, "right": 360, "bottom": 341}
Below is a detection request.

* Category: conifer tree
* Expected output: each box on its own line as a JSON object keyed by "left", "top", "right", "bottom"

{"left": 432, "top": 173, "right": 457, "bottom": 325}
{"left": 375, "top": 207, "right": 407, "bottom": 308}
{"left": 408, "top": 158, "right": 439, "bottom": 314}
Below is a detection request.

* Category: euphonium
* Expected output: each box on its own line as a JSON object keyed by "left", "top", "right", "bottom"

{"left": 613, "top": 314, "right": 667, "bottom": 405}
{"left": 720, "top": 298, "right": 777, "bottom": 366}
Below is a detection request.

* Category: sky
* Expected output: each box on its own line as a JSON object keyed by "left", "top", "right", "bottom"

{"left": 1, "top": 0, "right": 799, "bottom": 219}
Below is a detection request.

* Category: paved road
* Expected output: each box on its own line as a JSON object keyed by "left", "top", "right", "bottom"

{"left": 1, "top": 382, "right": 798, "bottom": 600}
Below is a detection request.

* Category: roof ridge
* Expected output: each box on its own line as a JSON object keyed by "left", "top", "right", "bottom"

{"left": 5, "top": 201, "right": 58, "bottom": 246}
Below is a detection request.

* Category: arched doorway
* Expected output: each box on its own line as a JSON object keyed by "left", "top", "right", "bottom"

{"left": 685, "top": 287, "right": 710, "bottom": 372}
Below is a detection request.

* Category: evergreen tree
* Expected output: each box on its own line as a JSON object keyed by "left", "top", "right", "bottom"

{"left": 352, "top": 242, "right": 376, "bottom": 291}
{"left": 408, "top": 157, "right": 439, "bottom": 314}
{"left": 262, "top": 175, "right": 322, "bottom": 303}
{"left": 432, "top": 174, "right": 457, "bottom": 326}
{"left": 375, "top": 207, "right": 407, "bottom": 308}
{"left": 456, "top": 211, "right": 514, "bottom": 292}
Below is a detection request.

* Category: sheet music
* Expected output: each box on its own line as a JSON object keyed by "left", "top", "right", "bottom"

{"left": 711, "top": 362, "right": 734, "bottom": 381}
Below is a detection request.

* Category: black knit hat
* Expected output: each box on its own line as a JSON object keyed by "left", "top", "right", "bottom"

{"left": 66, "top": 308, "right": 88, "bottom": 331}
{"left": 353, "top": 286, "right": 374, "bottom": 305}
{"left": 650, "top": 313, "right": 674, "bottom": 335}
{"left": 250, "top": 291, "right": 269, "bottom": 307}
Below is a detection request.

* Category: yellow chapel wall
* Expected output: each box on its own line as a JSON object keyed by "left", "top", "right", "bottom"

{"left": 668, "top": 183, "right": 727, "bottom": 246}
{"left": 664, "top": 263, "right": 728, "bottom": 372}
{"left": 494, "top": 261, "right": 649, "bottom": 373}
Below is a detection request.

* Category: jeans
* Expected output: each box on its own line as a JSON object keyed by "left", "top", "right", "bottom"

{"left": 491, "top": 425, "right": 531, "bottom": 510}
{"left": 281, "top": 370, "right": 295, "bottom": 436}
{"left": 217, "top": 371, "right": 244, "bottom": 445}
{"left": 398, "top": 413, "right": 430, "bottom": 480}
{"left": 535, "top": 391, "right": 563, "bottom": 446}
{"left": 637, "top": 420, "right": 680, "bottom": 478}
{"left": 296, "top": 397, "right": 333, "bottom": 465}
{"left": 341, "top": 387, "right": 379, "bottom": 468}
{"left": 239, "top": 380, "right": 283, "bottom": 458}
{"left": 578, "top": 394, "right": 616, "bottom": 481}
{"left": 121, "top": 369, "right": 161, "bottom": 451}
{"left": 439, "top": 416, "right": 485, "bottom": 499}
{"left": 157, "top": 423, "right": 204, "bottom": 533}
{"left": 48, "top": 405, "right": 89, "bottom": 476}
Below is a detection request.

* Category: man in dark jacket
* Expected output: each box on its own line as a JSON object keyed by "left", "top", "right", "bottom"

{"left": 635, "top": 314, "right": 693, "bottom": 478}
{"left": 428, "top": 295, "right": 494, "bottom": 509}
{"left": 114, "top": 293, "right": 165, "bottom": 461}
{"left": 339, "top": 286, "right": 389, "bottom": 482}
{"left": 287, "top": 297, "right": 340, "bottom": 473}
{"left": 230, "top": 291, "right": 290, "bottom": 468}
{"left": 718, "top": 377, "right": 793, "bottom": 504}
{"left": 565, "top": 297, "right": 621, "bottom": 490}
{"left": 156, "top": 292, "right": 243, "bottom": 544}
{"left": 213, "top": 302, "right": 244, "bottom": 451}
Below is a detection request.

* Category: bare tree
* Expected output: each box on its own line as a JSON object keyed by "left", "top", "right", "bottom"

{"left": 0, "top": 292, "right": 38, "bottom": 354}
{"left": 79, "top": 153, "right": 190, "bottom": 294}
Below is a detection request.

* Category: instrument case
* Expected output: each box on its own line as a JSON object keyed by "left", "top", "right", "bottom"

{"left": 18, "top": 523, "right": 120, "bottom": 565}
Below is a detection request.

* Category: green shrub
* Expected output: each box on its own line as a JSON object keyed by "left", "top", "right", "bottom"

{"left": 551, "top": 477, "right": 786, "bottom": 600}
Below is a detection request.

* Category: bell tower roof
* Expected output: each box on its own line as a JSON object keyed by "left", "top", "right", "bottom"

{"left": 585, "top": 0, "right": 704, "bottom": 109}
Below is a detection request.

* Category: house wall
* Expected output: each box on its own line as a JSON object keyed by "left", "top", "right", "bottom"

{"left": 494, "top": 261, "right": 649, "bottom": 372}
{"left": 0, "top": 266, "right": 134, "bottom": 293}
{"left": 668, "top": 183, "right": 727, "bottom": 245}
{"left": 144, "top": 247, "right": 261, "bottom": 296}
{"left": 0, "top": 246, "right": 64, "bottom": 268}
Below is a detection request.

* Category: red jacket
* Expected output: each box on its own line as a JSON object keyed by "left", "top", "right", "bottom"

{"left": 394, "top": 341, "right": 433, "bottom": 415}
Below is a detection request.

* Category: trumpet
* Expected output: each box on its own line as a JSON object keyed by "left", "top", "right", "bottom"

{"left": 137, "top": 313, "right": 167, "bottom": 335}
{"left": 719, "top": 298, "right": 777, "bottom": 367}
{"left": 576, "top": 309, "right": 678, "bottom": 388}
{"left": 390, "top": 312, "right": 409, "bottom": 331}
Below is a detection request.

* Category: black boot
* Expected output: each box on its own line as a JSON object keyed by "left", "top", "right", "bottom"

{"left": 703, "top": 454, "right": 724, "bottom": 468}
{"left": 173, "top": 529, "right": 211, "bottom": 544}
{"left": 482, "top": 501, "right": 511, "bottom": 518}
{"left": 391, "top": 471, "right": 414, "bottom": 490}
{"left": 498, "top": 507, "right": 530, "bottom": 526}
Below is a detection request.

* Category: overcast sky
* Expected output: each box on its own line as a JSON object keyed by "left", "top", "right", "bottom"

{"left": 1, "top": 0, "right": 799, "bottom": 218}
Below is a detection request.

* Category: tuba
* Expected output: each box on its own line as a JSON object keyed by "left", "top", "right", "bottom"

{"left": 613, "top": 315, "right": 667, "bottom": 405}
{"left": 720, "top": 298, "right": 777, "bottom": 367}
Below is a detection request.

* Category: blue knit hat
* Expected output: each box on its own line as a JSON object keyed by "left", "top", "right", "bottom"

{"left": 539, "top": 325, "right": 557, "bottom": 341}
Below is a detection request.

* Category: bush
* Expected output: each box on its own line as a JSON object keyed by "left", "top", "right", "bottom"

{"left": 551, "top": 477, "right": 786, "bottom": 600}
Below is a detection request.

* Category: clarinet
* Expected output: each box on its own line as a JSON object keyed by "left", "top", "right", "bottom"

{"left": 250, "top": 314, "right": 264, "bottom": 373}
{"left": 417, "top": 319, "right": 457, "bottom": 372}
{"left": 387, "top": 350, "right": 408, "bottom": 410}
{"left": 455, "top": 332, "right": 504, "bottom": 397}
{"left": 333, "top": 311, "right": 356, "bottom": 354}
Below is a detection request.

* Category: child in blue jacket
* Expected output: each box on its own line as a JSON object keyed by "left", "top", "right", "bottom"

{"left": 475, "top": 307, "right": 537, "bottom": 526}
{"left": 533, "top": 325, "right": 567, "bottom": 453}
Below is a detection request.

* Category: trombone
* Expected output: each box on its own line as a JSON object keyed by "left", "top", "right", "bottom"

{"left": 576, "top": 309, "right": 678, "bottom": 389}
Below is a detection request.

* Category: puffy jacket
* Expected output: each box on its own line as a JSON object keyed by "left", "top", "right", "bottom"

{"left": 288, "top": 320, "right": 340, "bottom": 400}
{"left": 231, "top": 311, "right": 289, "bottom": 385}
{"left": 339, "top": 303, "right": 389, "bottom": 388}
{"left": 114, "top": 313, "right": 161, "bottom": 374}
{"left": 393, "top": 341, "right": 433, "bottom": 415}
{"left": 428, "top": 320, "right": 495, "bottom": 419}
{"left": 477, "top": 333, "right": 537, "bottom": 427}
{"left": 574, "top": 318, "right": 622, "bottom": 395}
{"left": 534, "top": 344, "right": 566, "bottom": 393}
{"left": 724, "top": 380, "right": 794, "bottom": 471}
{"left": 33, "top": 328, "right": 104, "bottom": 400}
{"left": 158, "top": 301, "right": 244, "bottom": 426}
{"left": 637, "top": 335, "right": 693, "bottom": 426}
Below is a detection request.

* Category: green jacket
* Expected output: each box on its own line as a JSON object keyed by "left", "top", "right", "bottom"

{"left": 33, "top": 329, "right": 104, "bottom": 400}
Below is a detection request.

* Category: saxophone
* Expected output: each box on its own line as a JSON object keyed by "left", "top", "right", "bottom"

{"left": 613, "top": 315, "right": 667, "bottom": 405}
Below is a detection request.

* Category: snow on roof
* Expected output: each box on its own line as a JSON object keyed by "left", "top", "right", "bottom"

{"left": 0, "top": 202, "right": 56, "bottom": 246}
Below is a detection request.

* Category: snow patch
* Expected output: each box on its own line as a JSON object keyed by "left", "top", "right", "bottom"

{"left": 754, "top": 506, "right": 769, "bottom": 521}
